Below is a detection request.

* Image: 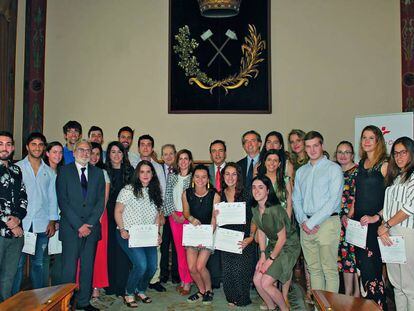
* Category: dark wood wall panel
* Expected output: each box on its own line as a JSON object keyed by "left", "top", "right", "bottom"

{"left": 0, "top": 0, "right": 18, "bottom": 133}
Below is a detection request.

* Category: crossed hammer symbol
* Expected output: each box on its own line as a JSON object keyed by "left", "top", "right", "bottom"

{"left": 201, "top": 29, "right": 238, "bottom": 67}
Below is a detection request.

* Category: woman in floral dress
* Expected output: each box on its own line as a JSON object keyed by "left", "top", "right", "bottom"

{"left": 335, "top": 141, "right": 359, "bottom": 297}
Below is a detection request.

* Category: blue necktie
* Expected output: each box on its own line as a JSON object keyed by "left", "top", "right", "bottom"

{"left": 81, "top": 167, "right": 88, "bottom": 199}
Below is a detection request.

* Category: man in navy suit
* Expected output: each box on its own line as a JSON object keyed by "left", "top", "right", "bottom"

{"left": 56, "top": 140, "right": 105, "bottom": 311}
{"left": 237, "top": 130, "right": 262, "bottom": 193}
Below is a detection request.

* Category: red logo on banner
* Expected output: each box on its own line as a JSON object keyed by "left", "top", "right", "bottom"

{"left": 381, "top": 126, "right": 391, "bottom": 136}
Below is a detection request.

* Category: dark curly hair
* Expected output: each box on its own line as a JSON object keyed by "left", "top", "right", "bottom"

{"left": 220, "top": 162, "right": 245, "bottom": 201}
{"left": 130, "top": 160, "right": 163, "bottom": 210}
{"left": 105, "top": 141, "right": 134, "bottom": 195}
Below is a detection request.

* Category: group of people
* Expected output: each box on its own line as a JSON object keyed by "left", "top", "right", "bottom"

{"left": 0, "top": 121, "right": 413, "bottom": 311}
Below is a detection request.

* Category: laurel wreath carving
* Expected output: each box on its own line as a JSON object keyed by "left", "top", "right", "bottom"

{"left": 173, "top": 24, "right": 266, "bottom": 94}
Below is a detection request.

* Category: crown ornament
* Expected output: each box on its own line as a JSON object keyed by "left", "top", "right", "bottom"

{"left": 198, "top": 0, "right": 242, "bottom": 18}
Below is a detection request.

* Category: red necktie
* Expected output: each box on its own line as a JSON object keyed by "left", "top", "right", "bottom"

{"left": 215, "top": 166, "right": 221, "bottom": 192}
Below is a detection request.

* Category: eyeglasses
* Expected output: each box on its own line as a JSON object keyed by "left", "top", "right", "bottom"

{"left": 76, "top": 148, "right": 91, "bottom": 154}
{"left": 336, "top": 151, "right": 353, "bottom": 155}
{"left": 393, "top": 150, "right": 408, "bottom": 158}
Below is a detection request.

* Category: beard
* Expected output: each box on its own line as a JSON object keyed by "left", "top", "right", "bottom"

{"left": 0, "top": 151, "right": 13, "bottom": 161}
{"left": 75, "top": 157, "right": 90, "bottom": 166}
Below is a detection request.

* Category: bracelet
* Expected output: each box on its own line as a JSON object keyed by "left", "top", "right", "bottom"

{"left": 117, "top": 227, "right": 124, "bottom": 231}
{"left": 376, "top": 213, "right": 383, "bottom": 222}
{"left": 384, "top": 221, "right": 392, "bottom": 229}
{"left": 269, "top": 255, "right": 275, "bottom": 261}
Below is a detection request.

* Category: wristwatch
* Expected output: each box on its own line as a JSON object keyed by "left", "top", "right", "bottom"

{"left": 384, "top": 221, "right": 392, "bottom": 229}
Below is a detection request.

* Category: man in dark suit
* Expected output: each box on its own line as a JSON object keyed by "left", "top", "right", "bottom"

{"left": 159, "top": 144, "right": 180, "bottom": 284}
{"left": 237, "top": 130, "right": 262, "bottom": 288}
{"left": 208, "top": 140, "right": 227, "bottom": 192}
{"left": 207, "top": 140, "right": 227, "bottom": 289}
{"left": 237, "top": 130, "right": 262, "bottom": 193}
{"left": 56, "top": 140, "right": 105, "bottom": 311}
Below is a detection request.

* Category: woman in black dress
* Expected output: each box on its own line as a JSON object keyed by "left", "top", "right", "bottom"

{"left": 182, "top": 164, "right": 220, "bottom": 304}
{"left": 105, "top": 141, "right": 134, "bottom": 296}
{"left": 220, "top": 162, "right": 256, "bottom": 307}
{"left": 354, "top": 125, "right": 388, "bottom": 310}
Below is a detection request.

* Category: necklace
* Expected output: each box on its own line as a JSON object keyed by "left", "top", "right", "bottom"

{"left": 194, "top": 189, "right": 209, "bottom": 203}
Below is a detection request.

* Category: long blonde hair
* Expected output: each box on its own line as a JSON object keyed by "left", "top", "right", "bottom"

{"left": 359, "top": 125, "right": 387, "bottom": 168}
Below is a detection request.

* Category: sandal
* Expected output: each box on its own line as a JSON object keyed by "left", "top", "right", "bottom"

{"left": 179, "top": 289, "right": 190, "bottom": 296}
{"left": 136, "top": 294, "right": 152, "bottom": 303}
{"left": 123, "top": 296, "right": 138, "bottom": 308}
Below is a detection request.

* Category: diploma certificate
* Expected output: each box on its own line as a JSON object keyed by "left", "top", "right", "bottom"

{"left": 128, "top": 224, "right": 158, "bottom": 248}
{"left": 378, "top": 235, "right": 407, "bottom": 264}
{"left": 22, "top": 231, "right": 37, "bottom": 255}
{"left": 48, "top": 232, "right": 62, "bottom": 255}
{"left": 345, "top": 219, "right": 368, "bottom": 249}
{"left": 182, "top": 224, "right": 213, "bottom": 248}
{"left": 214, "top": 202, "right": 246, "bottom": 226}
{"left": 214, "top": 227, "right": 244, "bottom": 254}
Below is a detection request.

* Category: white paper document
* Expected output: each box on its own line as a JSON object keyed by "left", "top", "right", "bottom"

{"left": 182, "top": 224, "right": 213, "bottom": 248}
{"left": 214, "top": 227, "right": 244, "bottom": 254}
{"left": 48, "top": 232, "right": 62, "bottom": 255}
{"left": 214, "top": 202, "right": 246, "bottom": 226}
{"left": 128, "top": 224, "right": 158, "bottom": 248}
{"left": 345, "top": 219, "right": 368, "bottom": 249}
{"left": 378, "top": 235, "right": 407, "bottom": 264}
{"left": 22, "top": 231, "right": 37, "bottom": 255}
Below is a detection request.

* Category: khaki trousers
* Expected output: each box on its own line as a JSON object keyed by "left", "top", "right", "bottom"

{"left": 387, "top": 226, "right": 414, "bottom": 311}
{"left": 300, "top": 216, "right": 341, "bottom": 293}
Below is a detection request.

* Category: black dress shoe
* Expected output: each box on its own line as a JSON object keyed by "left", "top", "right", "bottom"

{"left": 76, "top": 304, "right": 100, "bottom": 311}
{"left": 148, "top": 281, "right": 166, "bottom": 292}
{"left": 160, "top": 275, "right": 169, "bottom": 283}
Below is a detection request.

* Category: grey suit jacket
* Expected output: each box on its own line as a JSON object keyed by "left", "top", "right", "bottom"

{"left": 56, "top": 163, "right": 105, "bottom": 242}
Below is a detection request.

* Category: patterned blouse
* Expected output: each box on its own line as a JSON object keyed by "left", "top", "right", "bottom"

{"left": 116, "top": 185, "right": 159, "bottom": 230}
{"left": 0, "top": 161, "right": 28, "bottom": 238}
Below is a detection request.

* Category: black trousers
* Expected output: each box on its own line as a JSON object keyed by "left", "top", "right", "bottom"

{"left": 207, "top": 249, "right": 222, "bottom": 287}
{"left": 61, "top": 237, "right": 97, "bottom": 307}
{"left": 106, "top": 223, "right": 130, "bottom": 296}
{"left": 160, "top": 217, "right": 179, "bottom": 280}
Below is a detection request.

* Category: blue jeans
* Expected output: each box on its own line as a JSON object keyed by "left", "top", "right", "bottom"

{"left": 117, "top": 232, "right": 157, "bottom": 295}
{"left": 12, "top": 232, "right": 49, "bottom": 294}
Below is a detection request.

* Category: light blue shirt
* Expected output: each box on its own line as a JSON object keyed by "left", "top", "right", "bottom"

{"left": 292, "top": 156, "right": 343, "bottom": 230}
{"left": 17, "top": 157, "right": 59, "bottom": 233}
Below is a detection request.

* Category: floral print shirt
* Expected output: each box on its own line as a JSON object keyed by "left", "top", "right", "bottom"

{"left": 0, "top": 161, "right": 28, "bottom": 238}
